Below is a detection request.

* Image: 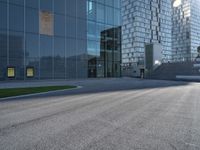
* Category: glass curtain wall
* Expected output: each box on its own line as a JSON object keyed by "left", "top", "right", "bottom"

{"left": 87, "top": 0, "right": 121, "bottom": 78}
{"left": 0, "top": 0, "right": 121, "bottom": 80}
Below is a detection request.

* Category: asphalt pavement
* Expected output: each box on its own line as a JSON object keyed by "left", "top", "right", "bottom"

{"left": 0, "top": 78, "right": 200, "bottom": 150}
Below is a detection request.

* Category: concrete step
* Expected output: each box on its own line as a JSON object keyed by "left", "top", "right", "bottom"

{"left": 146, "top": 62, "right": 199, "bottom": 80}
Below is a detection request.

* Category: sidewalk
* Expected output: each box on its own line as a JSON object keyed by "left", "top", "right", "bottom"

{"left": 0, "top": 78, "right": 124, "bottom": 89}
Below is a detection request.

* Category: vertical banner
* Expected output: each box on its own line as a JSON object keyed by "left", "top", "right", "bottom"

{"left": 39, "top": 11, "right": 54, "bottom": 36}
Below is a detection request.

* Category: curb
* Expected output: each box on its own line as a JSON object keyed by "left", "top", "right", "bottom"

{"left": 0, "top": 86, "right": 82, "bottom": 101}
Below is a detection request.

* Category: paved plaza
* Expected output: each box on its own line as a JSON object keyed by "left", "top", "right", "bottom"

{"left": 0, "top": 78, "right": 200, "bottom": 150}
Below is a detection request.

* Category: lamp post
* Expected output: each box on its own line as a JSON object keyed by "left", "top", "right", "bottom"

{"left": 193, "top": 46, "right": 200, "bottom": 73}
{"left": 196, "top": 46, "right": 200, "bottom": 62}
{"left": 197, "top": 46, "right": 200, "bottom": 54}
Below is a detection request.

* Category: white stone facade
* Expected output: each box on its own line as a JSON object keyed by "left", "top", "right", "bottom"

{"left": 172, "top": 0, "right": 200, "bottom": 62}
{"left": 122, "top": 0, "right": 172, "bottom": 69}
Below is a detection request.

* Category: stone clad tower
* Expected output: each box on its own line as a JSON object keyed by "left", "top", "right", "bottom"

{"left": 121, "top": 0, "right": 172, "bottom": 76}
{"left": 172, "top": 0, "right": 200, "bottom": 62}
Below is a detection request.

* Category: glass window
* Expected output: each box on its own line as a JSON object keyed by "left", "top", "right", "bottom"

{"left": 54, "top": 37, "right": 65, "bottom": 79}
{"left": 25, "top": 33, "right": 39, "bottom": 58}
{"left": 9, "top": 0, "right": 24, "bottom": 5}
{"left": 66, "top": 16, "right": 76, "bottom": 38}
{"left": 0, "top": 30, "right": 7, "bottom": 58}
{"left": 105, "top": 0, "right": 113, "bottom": 7}
{"left": 96, "top": 3, "right": 105, "bottom": 23}
{"left": 96, "top": 60, "right": 104, "bottom": 77}
{"left": 87, "top": 1, "right": 96, "bottom": 21}
{"left": 0, "top": 30, "right": 7, "bottom": 80}
{"left": 77, "top": 0, "right": 87, "bottom": 19}
{"left": 106, "top": 6, "right": 114, "bottom": 25}
{"left": 96, "top": 0, "right": 104, "bottom": 4}
{"left": 55, "top": 14, "right": 65, "bottom": 37}
{"left": 114, "top": 9, "right": 121, "bottom": 26}
{"left": 40, "top": 35, "right": 53, "bottom": 79}
{"left": 40, "top": 35, "right": 53, "bottom": 57}
{"left": 7, "top": 67, "right": 15, "bottom": 78}
{"left": 114, "top": 0, "right": 120, "bottom": 8}
{"left": 66, "top": 0, "right": 76, "bottom": 17}
{"left": 113, "top": 62, "right": 120, "bottom": 77}
{"left": 66, "top": 38, "right": 76, "bottom": 79}
{"left": 54, "top": 0, "right": 65, "bottom": 14}
{"left": 25, "top": 57, "right": 39, "bottom": 79}
{"left": 9, "top": 5, "right": 24, "bottom": 32}
{"left": 26, "top": 8, "right": 39, "bottom": 33}
{"left": 0, "top": 2, "right": 7, "bottom": 30}
{"left": 66, "top": 38, "right": 76, "bottom": 57}
{"left": 77, "top": 39, "right": 87, "bottom": 56}
{"left": 87, "top": 21, "right": 96, "bottom": 40}
{"left": 54, "top": 37, "right": 65, "bottom": 56}
{"left": 9, "top": 31, "right": 24, "bottom": 59}
{"left": 76, "top": 59, "right": 87, "bottom": 78}
{"left": 96, "top": 23, "right": 105, "bottom": 41}
{"left": 25, "top": 34, "right": 40, "bottom": 78}
{"left": 25, "top": 33, "right": 39, "bottom": 79}
{"left": 26, "top": 0, "right": 38, "bottom": 8}
{"left": 40, "top": 0, "right": 53, "bottom": 11}
{"left": 88, "top": 40, "right": 97, "bottom": 56}
{"left": 77, "top": 19, "right": 87, "bottom": 39}
{"left": 114, "top": 51, "right": 120, "bottom": 61}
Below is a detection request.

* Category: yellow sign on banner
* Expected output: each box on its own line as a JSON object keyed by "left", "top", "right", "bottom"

{"left": 26, "top": 68, "right": 34, "bottom": 77}
{"left": 7, "top": 67, "right": 15, "bottom": 78}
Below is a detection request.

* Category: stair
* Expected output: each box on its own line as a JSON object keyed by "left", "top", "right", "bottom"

{"left": 146, "top": 62, "right": 200, "bottom": 80}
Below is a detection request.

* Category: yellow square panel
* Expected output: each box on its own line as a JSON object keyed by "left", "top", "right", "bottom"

{"left": 7, "top": 67, "right": 15, "bottom": 78}
{"left": 27, "top": 68, "right": 34, "bottom": 77}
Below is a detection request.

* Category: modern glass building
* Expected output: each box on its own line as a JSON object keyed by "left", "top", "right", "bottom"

{"left": 172, "top": 0, "right": 200, "bottom": 62}
{"left": 121, "top": 0, "right": 172, "bottom": 76}
{"left": 0, "top": 0, "right": 121, "bottom": 80}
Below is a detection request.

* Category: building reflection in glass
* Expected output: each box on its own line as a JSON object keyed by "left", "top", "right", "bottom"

{"left": 88, "top": 26, "right": 121, "bottom": 78}
{"left": 0, "top": 32, "right": 24, "bottom": 80}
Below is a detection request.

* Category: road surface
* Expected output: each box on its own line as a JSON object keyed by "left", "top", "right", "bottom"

{"left": 0, "top": 78, "right": 200, "bottom": 150}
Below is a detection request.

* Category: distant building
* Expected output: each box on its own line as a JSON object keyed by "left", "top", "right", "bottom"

{"left": 172, "top": 0, "right": 200, "bottom": 62}
{"left": 121, "top": 0, "right": 172, "bottom": 76}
